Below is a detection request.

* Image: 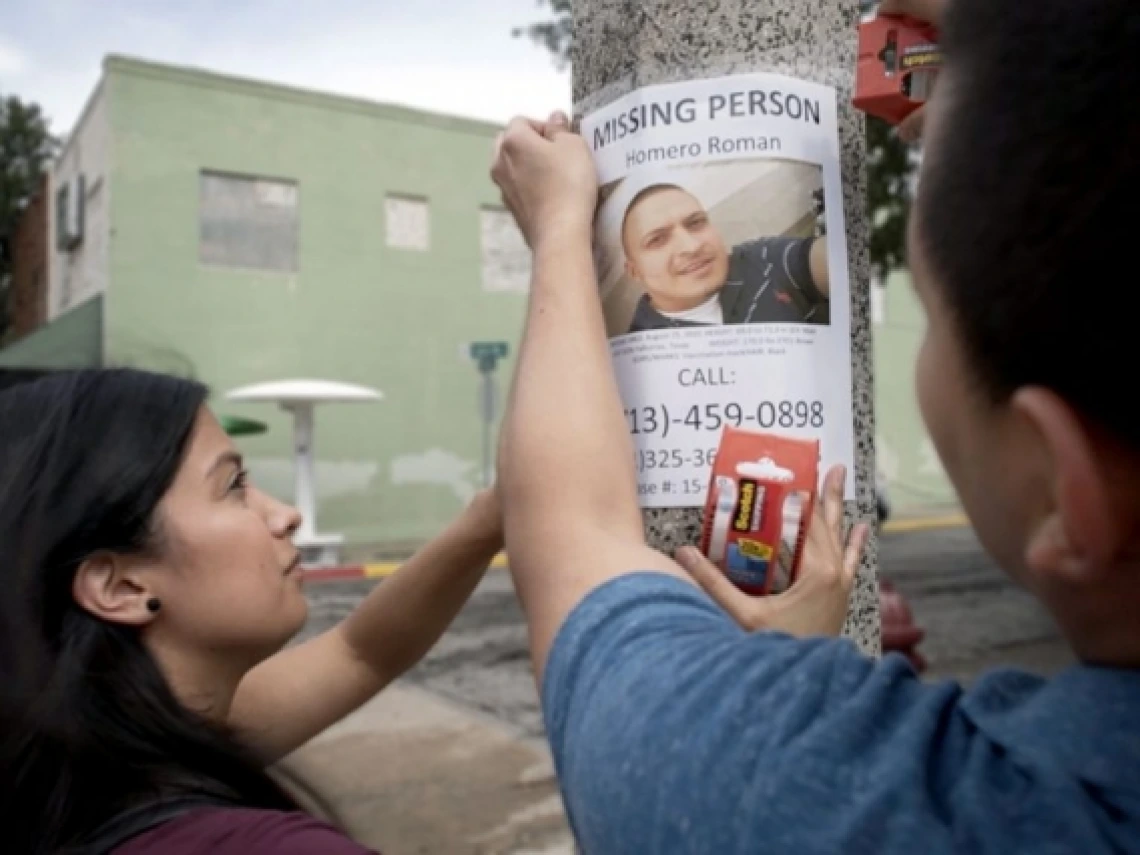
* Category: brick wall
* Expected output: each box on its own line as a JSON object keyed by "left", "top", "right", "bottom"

{"left": 8, "top": 175, "right": 50, "bottom": 341}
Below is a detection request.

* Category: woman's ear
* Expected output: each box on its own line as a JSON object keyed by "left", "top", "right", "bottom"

{"left": 72, "top": 553, "right": 157, "bottom": 627}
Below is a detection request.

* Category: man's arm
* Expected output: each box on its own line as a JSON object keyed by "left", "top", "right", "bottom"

{"left": 779, "top": 235, "right": 829, "bottom": 301}
{"left": 492, "top": 116, "right": 690, "bottom": 679}
{"left": 493, "top": 119, "right": 921, "bottom": 853}
{"left": 541, "top": 574, "right": 993, "bottom": 855}
{"left": 736, "top": 235, "right": 829, "bottom": 305}
{"left": 809, "top": 236, "right": 829, "bottom": 297}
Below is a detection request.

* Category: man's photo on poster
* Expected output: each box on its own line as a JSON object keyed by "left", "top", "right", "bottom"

{"left": 594, "top": 159, "right": 831, "bottom": 338}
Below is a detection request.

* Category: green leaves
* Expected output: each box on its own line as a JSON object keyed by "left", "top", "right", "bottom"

{"left": 0, "top": 95, "right": 59, "bottom": 340}
{"left": 512, "top": 0, "right": 573, "bottom": 69}
{"left": 866, "top": 115, "right": 917, "bottom": 282}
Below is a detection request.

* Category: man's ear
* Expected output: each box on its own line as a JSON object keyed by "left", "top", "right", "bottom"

{"left": 72, "top": 553, "right": 157, "bottom": 627}
{"left": 624, "top": 258, "right": 641, "bottom": 285}
{"left": 1013, "top": 387, "right": 1121, "bottom": 584}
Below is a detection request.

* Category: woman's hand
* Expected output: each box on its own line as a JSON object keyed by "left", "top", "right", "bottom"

{"left": 676, "top": 465, "right": 870, "bottom": 638}
{"left": 491, "top": 112, "right": 598, "bottom": 251}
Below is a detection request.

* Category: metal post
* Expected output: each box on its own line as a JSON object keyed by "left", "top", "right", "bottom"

{"left": 481, "top": 369, "right": 496, "bottom": 488}
{"left": 291, "top": 402, "right": 318, "bottom": 541}
{"left": 573, "top": 0, "right": 881, "bottom": 654}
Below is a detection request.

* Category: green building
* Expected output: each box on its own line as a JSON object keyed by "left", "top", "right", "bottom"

{"left": 1, "top": 55, "right": 529, "bottom": 554}
{"left": 1, "top": 55, "right": 956, "bottom": 556}
{"left": 872, "top": 274, "right": 956, "bottom": 511}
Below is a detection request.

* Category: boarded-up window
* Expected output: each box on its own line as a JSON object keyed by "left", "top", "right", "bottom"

{"left": 480, "top": 207, "right": 530, "bottom": 293}
{"left": 199, "top": 172, "right": 298, "bottom": 272}
{"left": 386, "top": 195, "right": 430, "bottom": 251}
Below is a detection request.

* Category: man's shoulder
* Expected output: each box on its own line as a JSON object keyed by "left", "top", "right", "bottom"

{"left": 543, "top": 575, "right": 1140, "bottom": 853}
{"left": 961, "top": 664, "right": 1140, "bottom": 796}
{"left": 726, "top": 236, "right": 801, "bottom": 291}
{"left": 542, "top": 574, "right": 1140, "bottom": 785}
{"left": 628, "top": 293, "right": 668, "bottom": 333}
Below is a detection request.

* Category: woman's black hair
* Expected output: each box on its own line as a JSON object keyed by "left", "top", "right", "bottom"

{"left": 0, "top": 369, "right": 296, "bottom": 853}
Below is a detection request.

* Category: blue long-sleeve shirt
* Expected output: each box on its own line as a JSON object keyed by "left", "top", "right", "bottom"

{"left": 543, "top": 573, "right": 1140, "bottom": 854}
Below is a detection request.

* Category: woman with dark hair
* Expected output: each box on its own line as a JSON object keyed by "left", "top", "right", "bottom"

{"left": 0, "top": 368, "right": 503, "bottom": 854}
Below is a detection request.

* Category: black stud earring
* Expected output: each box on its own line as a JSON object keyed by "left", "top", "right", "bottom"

{"left": 146, "top": 598, "right": 162, "bottom": 614}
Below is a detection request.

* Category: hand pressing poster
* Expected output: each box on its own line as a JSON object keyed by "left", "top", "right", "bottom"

{"left": 581, "top": 72, "right": 856, "bottom": 507}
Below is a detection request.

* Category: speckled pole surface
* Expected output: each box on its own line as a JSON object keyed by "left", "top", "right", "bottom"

{"left": 573, "top": 0, "right": 880, "bottom": 654}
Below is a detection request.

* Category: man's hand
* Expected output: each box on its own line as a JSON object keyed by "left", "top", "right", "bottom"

{"left": 491, "top": 112, "right": 598, "bottom": 251}
{"left": 676, "top": 465, "right": 869, "bottom": 638}
{"left": 877, "top": 0, "right": 947, "bottom": 143}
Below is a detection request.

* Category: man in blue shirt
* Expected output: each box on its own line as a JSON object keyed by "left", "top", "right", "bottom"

{"left": 490, "top": 0, "right": 1140, "bottom": 851}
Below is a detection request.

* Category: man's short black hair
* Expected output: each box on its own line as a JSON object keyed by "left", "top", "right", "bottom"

{"left": 918, "top": 0, "right": 1139, "bottom": 444}
{"left": 621, "top": 183, "right": 689, "bottom": 253}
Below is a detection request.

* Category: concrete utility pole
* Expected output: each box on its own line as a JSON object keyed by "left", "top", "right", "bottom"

{"left": 573, "top": 0, "right": 881, "bottom": 653}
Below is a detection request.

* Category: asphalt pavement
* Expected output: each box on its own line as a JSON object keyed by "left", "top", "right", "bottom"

{"left": 879, "top": 525, "right": 1072, "bottom": 680}
{"left": 286, "top": 523, "right": 1073, "bottom": 852}
{"left": 298, "top": 523, "right": 1072, "bottom": 738}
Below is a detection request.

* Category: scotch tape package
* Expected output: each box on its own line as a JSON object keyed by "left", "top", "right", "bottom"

{"left": 699, "top": 427, "right": 819, "bottom": 596}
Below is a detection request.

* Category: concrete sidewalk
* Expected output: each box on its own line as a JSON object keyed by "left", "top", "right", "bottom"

{"left": 278, "top": 683, "right": 574, "bottom": 854}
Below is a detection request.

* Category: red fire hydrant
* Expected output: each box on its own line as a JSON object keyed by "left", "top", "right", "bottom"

{"left": 879, "top": 578, "right": 927, "bottom": 672}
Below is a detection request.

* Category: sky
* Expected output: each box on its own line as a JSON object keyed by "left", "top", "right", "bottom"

{"left": 0, "top": 0, "right": 571, "bottom": 135}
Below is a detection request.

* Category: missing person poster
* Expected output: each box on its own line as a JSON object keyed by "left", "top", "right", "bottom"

{"left": 582, "top": 72, "right": 856, "bottom": 508}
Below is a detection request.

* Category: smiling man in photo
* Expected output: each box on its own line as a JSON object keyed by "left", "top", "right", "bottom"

{"left": 621, "top": 183, "right": 830, "bottom": 333}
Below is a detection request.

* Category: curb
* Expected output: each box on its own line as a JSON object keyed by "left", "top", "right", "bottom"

{"left": 881, "top": 513, "right": 968, "bottom": 535}
{"left": 304, "top": 552, "right": 509, "bottom": 583}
